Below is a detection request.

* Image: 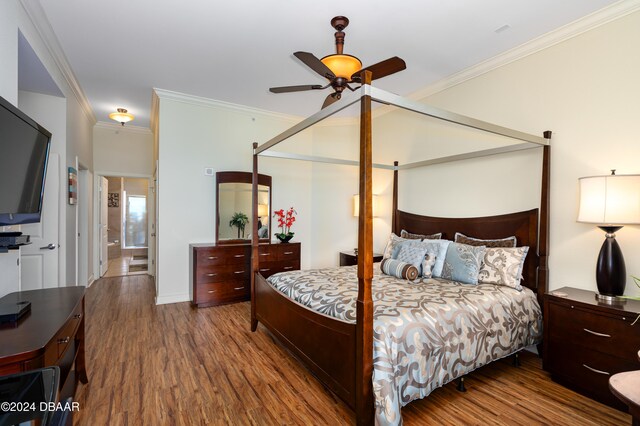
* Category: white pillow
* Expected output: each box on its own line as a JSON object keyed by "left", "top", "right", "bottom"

{"left": 478, "top": 246, "right": 529, "bottom": 290}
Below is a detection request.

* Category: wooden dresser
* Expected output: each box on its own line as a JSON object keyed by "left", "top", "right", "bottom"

{"left": 0, "top": 287, "right": 88, "bottom": 400}
{"left": 190, "top": 242, "right": 300, "bottom": 307}
{"left": 543, "top": 286, "right": 640, "bottom": 410}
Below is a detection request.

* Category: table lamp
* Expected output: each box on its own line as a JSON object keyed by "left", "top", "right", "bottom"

{"left": 577, "top": 171, "right": 640, "bottom": 301}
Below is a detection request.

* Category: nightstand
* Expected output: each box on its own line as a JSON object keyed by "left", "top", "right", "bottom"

{"left": 339, "top": 250, "right": 383, "bottom": 267}
{"left": 543, "top": 286, "right": 640, "bottom": 410}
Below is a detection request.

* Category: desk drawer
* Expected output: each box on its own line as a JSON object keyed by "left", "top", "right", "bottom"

{"left": 44, "top": 302, "right": 83, "bottom": 365}
{"left": 547, "top": 302, "right": 640, "bottom": 359}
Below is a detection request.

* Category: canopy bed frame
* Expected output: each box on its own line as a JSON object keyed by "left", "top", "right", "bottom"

{"left": 250, "top": 71, "right": 551, "bottom": 425}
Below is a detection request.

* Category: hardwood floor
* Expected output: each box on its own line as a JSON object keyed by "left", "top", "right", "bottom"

{"left": 74, "top": 275, "right": 631, "bottom": 425}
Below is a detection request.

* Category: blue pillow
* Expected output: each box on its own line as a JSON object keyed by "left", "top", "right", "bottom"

{"left": 393, "top": 241, "right": 428, "bottom": 273}
{"left": 440, "top": 242, "right": 486, "bottom": 285}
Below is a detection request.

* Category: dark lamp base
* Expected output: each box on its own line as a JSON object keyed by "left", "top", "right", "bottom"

{"left": 595, "top": 226, "right": 626, "bottom": 298}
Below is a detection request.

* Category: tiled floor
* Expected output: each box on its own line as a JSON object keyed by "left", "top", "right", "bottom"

{"left": 104, "top": 249, "right": 148, "bottom": 277}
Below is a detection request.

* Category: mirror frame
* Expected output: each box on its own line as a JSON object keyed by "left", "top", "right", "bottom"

{"left": 216, "top": 171, "right": 272, "bottom": 244}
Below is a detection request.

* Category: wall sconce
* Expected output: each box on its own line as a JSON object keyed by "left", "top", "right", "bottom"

{"left": 353, "top": 194, "right": 379, "bottom": 217}
{"left": 109, "top": 108, "right": 134, "bottom": 126}
{"left": 577, "top": 170, "right": 640, "bottom": 302}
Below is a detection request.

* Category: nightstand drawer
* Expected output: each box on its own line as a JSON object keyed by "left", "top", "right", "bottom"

{"left": 547, "top": 302, "right": 640, "bottom": 359}
{"left": 547, "top": 339, "right": 637, "bottom": 408}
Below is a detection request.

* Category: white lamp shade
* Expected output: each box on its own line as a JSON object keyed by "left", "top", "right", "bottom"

{"left": 257, "top": 204, "right": 268, "bottom": 217}
{"left": 353, "top": 194, "right": 379, "bottom": 217}
{"left": 577, "top": 174, "right": 640, "bottom": 225}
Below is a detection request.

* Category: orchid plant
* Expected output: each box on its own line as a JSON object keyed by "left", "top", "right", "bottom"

{"left": 273, "top": 207, "right": 297, "bottom": 241}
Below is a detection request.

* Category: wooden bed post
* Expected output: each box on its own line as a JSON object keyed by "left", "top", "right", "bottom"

{"left": 356, "top": 71, "right": 375, "bottom": 425}
{"left": 538, "top": 131, "right": 552, "bottom": 304}
{"left": 251, "top": 142, "right": 259, "bottom": 332}
{"left": 392, "top": 161, "right": 399, "bottom": 235}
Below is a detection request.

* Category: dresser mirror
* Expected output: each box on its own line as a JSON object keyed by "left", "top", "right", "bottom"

{"left": 216, "top": 171, "right": 271, "bottom": 244}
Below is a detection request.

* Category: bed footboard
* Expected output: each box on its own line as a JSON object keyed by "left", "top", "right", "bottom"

{"left": 254, "top": 273, "right": 357, "bottom": 407}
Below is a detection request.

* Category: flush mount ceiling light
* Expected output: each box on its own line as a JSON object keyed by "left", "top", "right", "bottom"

{"left": 109, "top": 108, "right": 134, "bottom": 126}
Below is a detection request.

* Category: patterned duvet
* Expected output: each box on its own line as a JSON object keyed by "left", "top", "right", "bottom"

{"left": 267, "top": 264, "right": 542, "bottom": 425}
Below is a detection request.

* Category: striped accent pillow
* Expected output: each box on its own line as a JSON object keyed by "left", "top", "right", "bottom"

{"left": 380, "top": 258, "right": 419, "bottom": 280}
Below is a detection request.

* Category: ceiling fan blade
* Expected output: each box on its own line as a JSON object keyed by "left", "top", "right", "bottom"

{"left": 294, "top": 51, "right": 336, "bottom": 80}
{"left": 321, "top": 93, "right": 340, "bottom": 109}
{"left": 351, "top": 56, "right": 406, "bottom": 82}
{"left": 269, "top": 84, "right": 324, "bottom": 93}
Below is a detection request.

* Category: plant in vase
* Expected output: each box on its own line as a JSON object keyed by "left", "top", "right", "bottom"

{"left": 229, "top": 212, "right": 249, "bottom": 239}
{"left": 274, "top": 207, "right": 297, "bottom": 243}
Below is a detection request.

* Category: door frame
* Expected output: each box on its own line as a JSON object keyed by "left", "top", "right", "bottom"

{"left": 92, "top": 171, "right": 154, "bottom": 281}
{"left": 77, "top": 165, "right": 92, "bottom": 287}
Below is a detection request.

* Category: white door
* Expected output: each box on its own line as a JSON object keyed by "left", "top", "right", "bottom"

{"left": 21, "top": 153, "right": 60, "bottom": 290}
{"left": 99, "top": 177, "right": 109, "bottom": 277}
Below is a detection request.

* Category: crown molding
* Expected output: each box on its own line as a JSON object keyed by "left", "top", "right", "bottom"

{"left": 18, "top": 0, "right": 96, "bottom": 124}
{"left": 408, "top": 0, "right": 640, "bottom": 102}
{"left": 153, "top": 88, "right": 301, "bottom": 123}
{"left": 94, "top": 121, "right": 152, "bottom": 135}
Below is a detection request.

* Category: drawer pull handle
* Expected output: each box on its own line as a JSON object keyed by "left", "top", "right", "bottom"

{"left": 284, "top": 251, "right": 294, "bottom": 255}
{"left": 259, "top": 269, "right": 270, "bottom": 272}
{"left": 234, "top": 254, "right": 245, "bottom": 258}
{"left": 207, "top": 290, "right": 216, "bottom": 294}
{"left": 583, "top": 364, "right": 610, "bottom": 376}
{"left": 234, "top": 271, "right": 245, "bottom": 274}
{"left": 259, "top": 253, "right": 270, "bottom": 256}
{"left": 234, "top": 286, "right": 244, "bottom": 290}
{"left": 73, "top": 314, "right": 82, "bottom": 319}
{"left": 208, "top": 256, "right": 218, "bottom": 260}
{"left": 583, "top": 328, "right": 611, "bottom": 338}
{"left": 207, "top": 273, "right": 217, "bottom": 277}
{"left": 283, "top": 266, "right": 293, "bottom": 270}
{"left": 57, "top": 337, "right": 70, "bottom": 344}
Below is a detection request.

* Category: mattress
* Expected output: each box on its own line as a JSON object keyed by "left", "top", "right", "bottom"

{"left": 267, "top": 264, "right": 542, "bottom": 425}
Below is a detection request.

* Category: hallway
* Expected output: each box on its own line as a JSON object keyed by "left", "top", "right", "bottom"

{"left": 104, "top": 249, "right": 148, "bottom": 278}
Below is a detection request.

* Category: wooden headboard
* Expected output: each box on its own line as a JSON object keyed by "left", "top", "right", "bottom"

{"left": 393, "top": 208, "right": 544, "bottom": 301}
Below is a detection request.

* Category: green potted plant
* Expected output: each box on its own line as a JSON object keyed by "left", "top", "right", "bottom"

{"left": 229, "top": 212, "right": 249, "bottom": 239}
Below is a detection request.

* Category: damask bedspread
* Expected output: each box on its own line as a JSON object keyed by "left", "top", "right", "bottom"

{"left": 267, "top": 264, "right": 542, "bottom": 425}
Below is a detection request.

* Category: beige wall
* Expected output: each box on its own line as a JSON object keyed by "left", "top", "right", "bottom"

{"left": 155, "top": 93, "right": 313, "bottom": 304}
{"left": 94, "top": 124, "right": 153, "bottom": 176}
{"left": 385, "top": 10, "right": 640, "bottom": 297}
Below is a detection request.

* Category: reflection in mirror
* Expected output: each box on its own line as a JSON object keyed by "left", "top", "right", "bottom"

{"left": 218, "top": 183, "right": 269, "bottom": 240}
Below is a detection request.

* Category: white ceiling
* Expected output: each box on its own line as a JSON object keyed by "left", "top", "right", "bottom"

{"left": 36, "top": 0, "right": 619, "bottom": 128}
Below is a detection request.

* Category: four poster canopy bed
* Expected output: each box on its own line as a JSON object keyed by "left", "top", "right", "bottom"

{"left": 250, "top": 71, "right": 551, "bottom": 425}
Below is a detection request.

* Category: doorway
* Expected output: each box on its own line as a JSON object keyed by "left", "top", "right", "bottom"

{"left": 103, "top": 176, "right": 149, "bottom": 277}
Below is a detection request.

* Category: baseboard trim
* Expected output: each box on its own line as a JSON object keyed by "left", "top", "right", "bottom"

{"left": 155, "top": 293, "right": 190, "bottom": 305}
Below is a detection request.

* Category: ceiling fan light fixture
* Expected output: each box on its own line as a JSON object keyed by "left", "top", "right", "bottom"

{"left": 109, "top": 108, "right": 134, "bottom": 126}
{"left": 321, "top": 54, "right": 362, "bottom": 79}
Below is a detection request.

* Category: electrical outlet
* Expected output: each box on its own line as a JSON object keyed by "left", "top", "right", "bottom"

{"left": 204, "top": 167, "right": 214, "bottom": 176}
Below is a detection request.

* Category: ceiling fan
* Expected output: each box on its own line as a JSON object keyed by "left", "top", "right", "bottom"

{"left": 269, "top": 16, "right": 406, "bottom": 109}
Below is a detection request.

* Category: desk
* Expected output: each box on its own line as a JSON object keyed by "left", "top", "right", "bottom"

{"left": 0, "top": 287, "right": 87, "bottom": 400}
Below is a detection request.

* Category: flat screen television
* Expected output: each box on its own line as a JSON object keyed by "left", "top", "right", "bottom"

{"left": 0, "top": 95, "right": 51, "bottom": 227}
